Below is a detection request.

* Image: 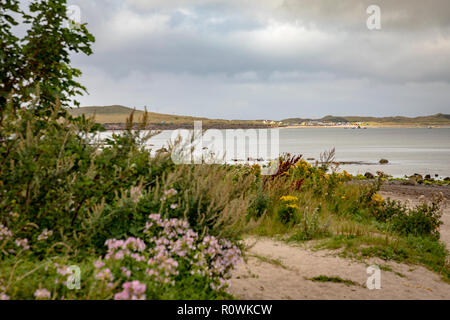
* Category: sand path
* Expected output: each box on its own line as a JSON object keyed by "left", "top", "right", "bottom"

{"left": 229, "top": 190, "right": 450, "bottom": 300}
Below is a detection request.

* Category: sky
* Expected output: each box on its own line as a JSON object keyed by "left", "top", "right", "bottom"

{"left": 67, "top": 0, "right": 450, "bottom": 120}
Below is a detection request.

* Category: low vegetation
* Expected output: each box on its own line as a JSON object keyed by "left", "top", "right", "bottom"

{"left": 307, "top": 275, "right": 358, "bottom": 286}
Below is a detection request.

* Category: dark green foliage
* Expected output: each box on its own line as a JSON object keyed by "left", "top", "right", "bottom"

{"left": 374, "top": 198, "right": 443, "bottom": 239}
{"left": 391, "top": 201, "right": 443, "bottom": 240}
{"left": 308, "top": 275, "right": 357, "bottom": 286}
{"left": 277, "top": 205, "right": 296, "bottom": 224}
{"left": 248, "top": 185, "right": 269, "bottom": 219}
{"left": 0, "top": 0, "right": 94, "bottom": 116}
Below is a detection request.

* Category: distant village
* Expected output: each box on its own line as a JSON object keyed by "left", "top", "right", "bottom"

{"left": 262, "top": 120, "right": 370, "bottom": 128}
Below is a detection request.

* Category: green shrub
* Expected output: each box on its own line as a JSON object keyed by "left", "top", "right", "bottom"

{"left": 277, "top": 205, "right": 297, "bottom": 224}
{"left": 391, "top": 199, "right": 443, "bottom": 240}
{"left": 247, "top": 185, "right": 269, "bottom": 219}
{"left": 290, "top": 208, "right": 330, "bottom": 241}
{"left": 374, "top": 196, "right": 444, "bottom": 239}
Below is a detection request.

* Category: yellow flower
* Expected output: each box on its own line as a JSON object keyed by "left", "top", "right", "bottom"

{"left": 371, "top": 194, "right": 384, "bottom": 204}
{"left": 286, "top": 204, "right": 299, "bottom": 209}
{"left": 343, "top": 170, "right": 353, "bottom": 180}
{"left": 280, "top": 195, "right": 299, "bottom": 202}
{"left": 296, "top": 159, "right": 311, "bottom": 169}
{"left": 251, "top": 164, "right": 261, "bottom": 174}
{"left": 341, "top": 196, "right": 346, "bottom": 200}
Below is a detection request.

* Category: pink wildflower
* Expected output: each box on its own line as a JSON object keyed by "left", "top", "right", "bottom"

{"left": 34, "top": 288, "right": 51, "bottom": 300}
{"left": 15, "top": 238, "right": 30, "bottom": 250}
{"left": 37, "top": 229, "right": 53, "bottom": 241}
{"left": 0, "top": 293, "right": 10, "bottom": 300}
{"left": 114, "top": 281, "right": 146, "bottom": 300}
{"left": 0, "top": 224, "right": 12, "bottom": 241}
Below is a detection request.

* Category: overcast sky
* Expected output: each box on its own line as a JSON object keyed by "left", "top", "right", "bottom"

{"left": 68, "top": 0, "right": 450, "bottom": 120}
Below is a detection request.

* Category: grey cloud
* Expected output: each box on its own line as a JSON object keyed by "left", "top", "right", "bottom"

{"left": 68, "top": 0, "right": 450, "bottom": 118}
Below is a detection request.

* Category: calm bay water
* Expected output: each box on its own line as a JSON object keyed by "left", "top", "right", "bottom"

{"left": 278, "top": 127, "right": 450, "bottom": 178}
{"left": 100, "top": 127, "right": 450, "bottom": 178}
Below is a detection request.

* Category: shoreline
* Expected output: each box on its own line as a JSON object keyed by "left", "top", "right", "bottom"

{"left": 101, "top": 123, "right": 270, "bottom": 130}
{"left": 380, "top": 180, "right": 450, "bottom": 199}
{"left": 279, "top": 125, "right": 450, "bottom": 129}
{"left": 100, "top": 123, "right": 450, "bottom": 131}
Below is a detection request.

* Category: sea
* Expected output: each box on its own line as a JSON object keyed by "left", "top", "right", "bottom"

{"left": 98, "top": 127, "right": 450, "bottom": 178}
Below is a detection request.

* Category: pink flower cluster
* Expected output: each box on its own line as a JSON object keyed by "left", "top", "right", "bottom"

{"left": 0, "top": 224, "right": 12, "bottom": 242}
{"left": 15, "top": 238, "right": 30, "bottom": 250}
{"left": 95, "top": 268, "right": 114, "bottom": 282}
{"left": 37, "top": 229, "right": 53, "bottom": 241}
{"left": 34, "top": 288, "right": 51, "bottom": 300}
{"left": 94, "top": 238, "right": 147, "bottom": 287}
{"left": 0, "top": 281, "right": 9, "bottom": 300}
{"left": 104, "top": 237, "right": 146, "bottom": 261}
{"left": 95, "top": 213, "right": 242, "bottom": 299}
{"left": 199, "top": 236, "right": 241, "bottom": 288}
{"left": 56, "top": 265, "right": 70, "bottom": 276}
{"left": 0, "top": 224, "right": 30, "bottom": 255}
{"left": 160, "top": 188, "right": 178, "bottom": 201}
{"left": 121, "top": 266, "right": 131, "bottom": 278}
{"left": 129, "top": 186, "right": 143, "bottom": 202}
{"left": 114, "top": 281, "right": 146, "bottom": 300}
{"left": 0, "top": 293, "right": 9, "bottom": 300}
{"left": 144, "top": 214, "right": 241, "bottom": 290}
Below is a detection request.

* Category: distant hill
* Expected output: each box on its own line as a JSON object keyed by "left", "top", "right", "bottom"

{"left": 69, "top": 105, "right": 207, "bottom": 123}
{"left": 69, "top": 105, "right": 143, "bottom": 116}
{"left": 68, "top": 105, "right": 268, "bottom": 129}
{"left": 281, "top": 113, "right": 450, "bottom": 126}
{"left": 68, "top": 105, "right": 450, "bottom": 128}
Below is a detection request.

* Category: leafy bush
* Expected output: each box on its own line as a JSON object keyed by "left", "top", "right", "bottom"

{"left": 390, "top": 197, "right": 443, "bottom": 240}
{"left": 247, "top": 184, "right": 269, "bottom": 219}
{"left": 373, "top": 195, "right": 444, "bottom": 239}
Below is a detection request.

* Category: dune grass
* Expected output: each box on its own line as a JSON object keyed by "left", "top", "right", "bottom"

{"left": 307, "top": 275, "right": 358, "bottom": 286}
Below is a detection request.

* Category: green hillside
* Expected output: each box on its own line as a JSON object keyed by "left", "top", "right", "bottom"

{"left": 68, "top": 105, "right": 268, "bottom": 129}
{"left": 68, "top": 105, "right": 450, "bottom": 127}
